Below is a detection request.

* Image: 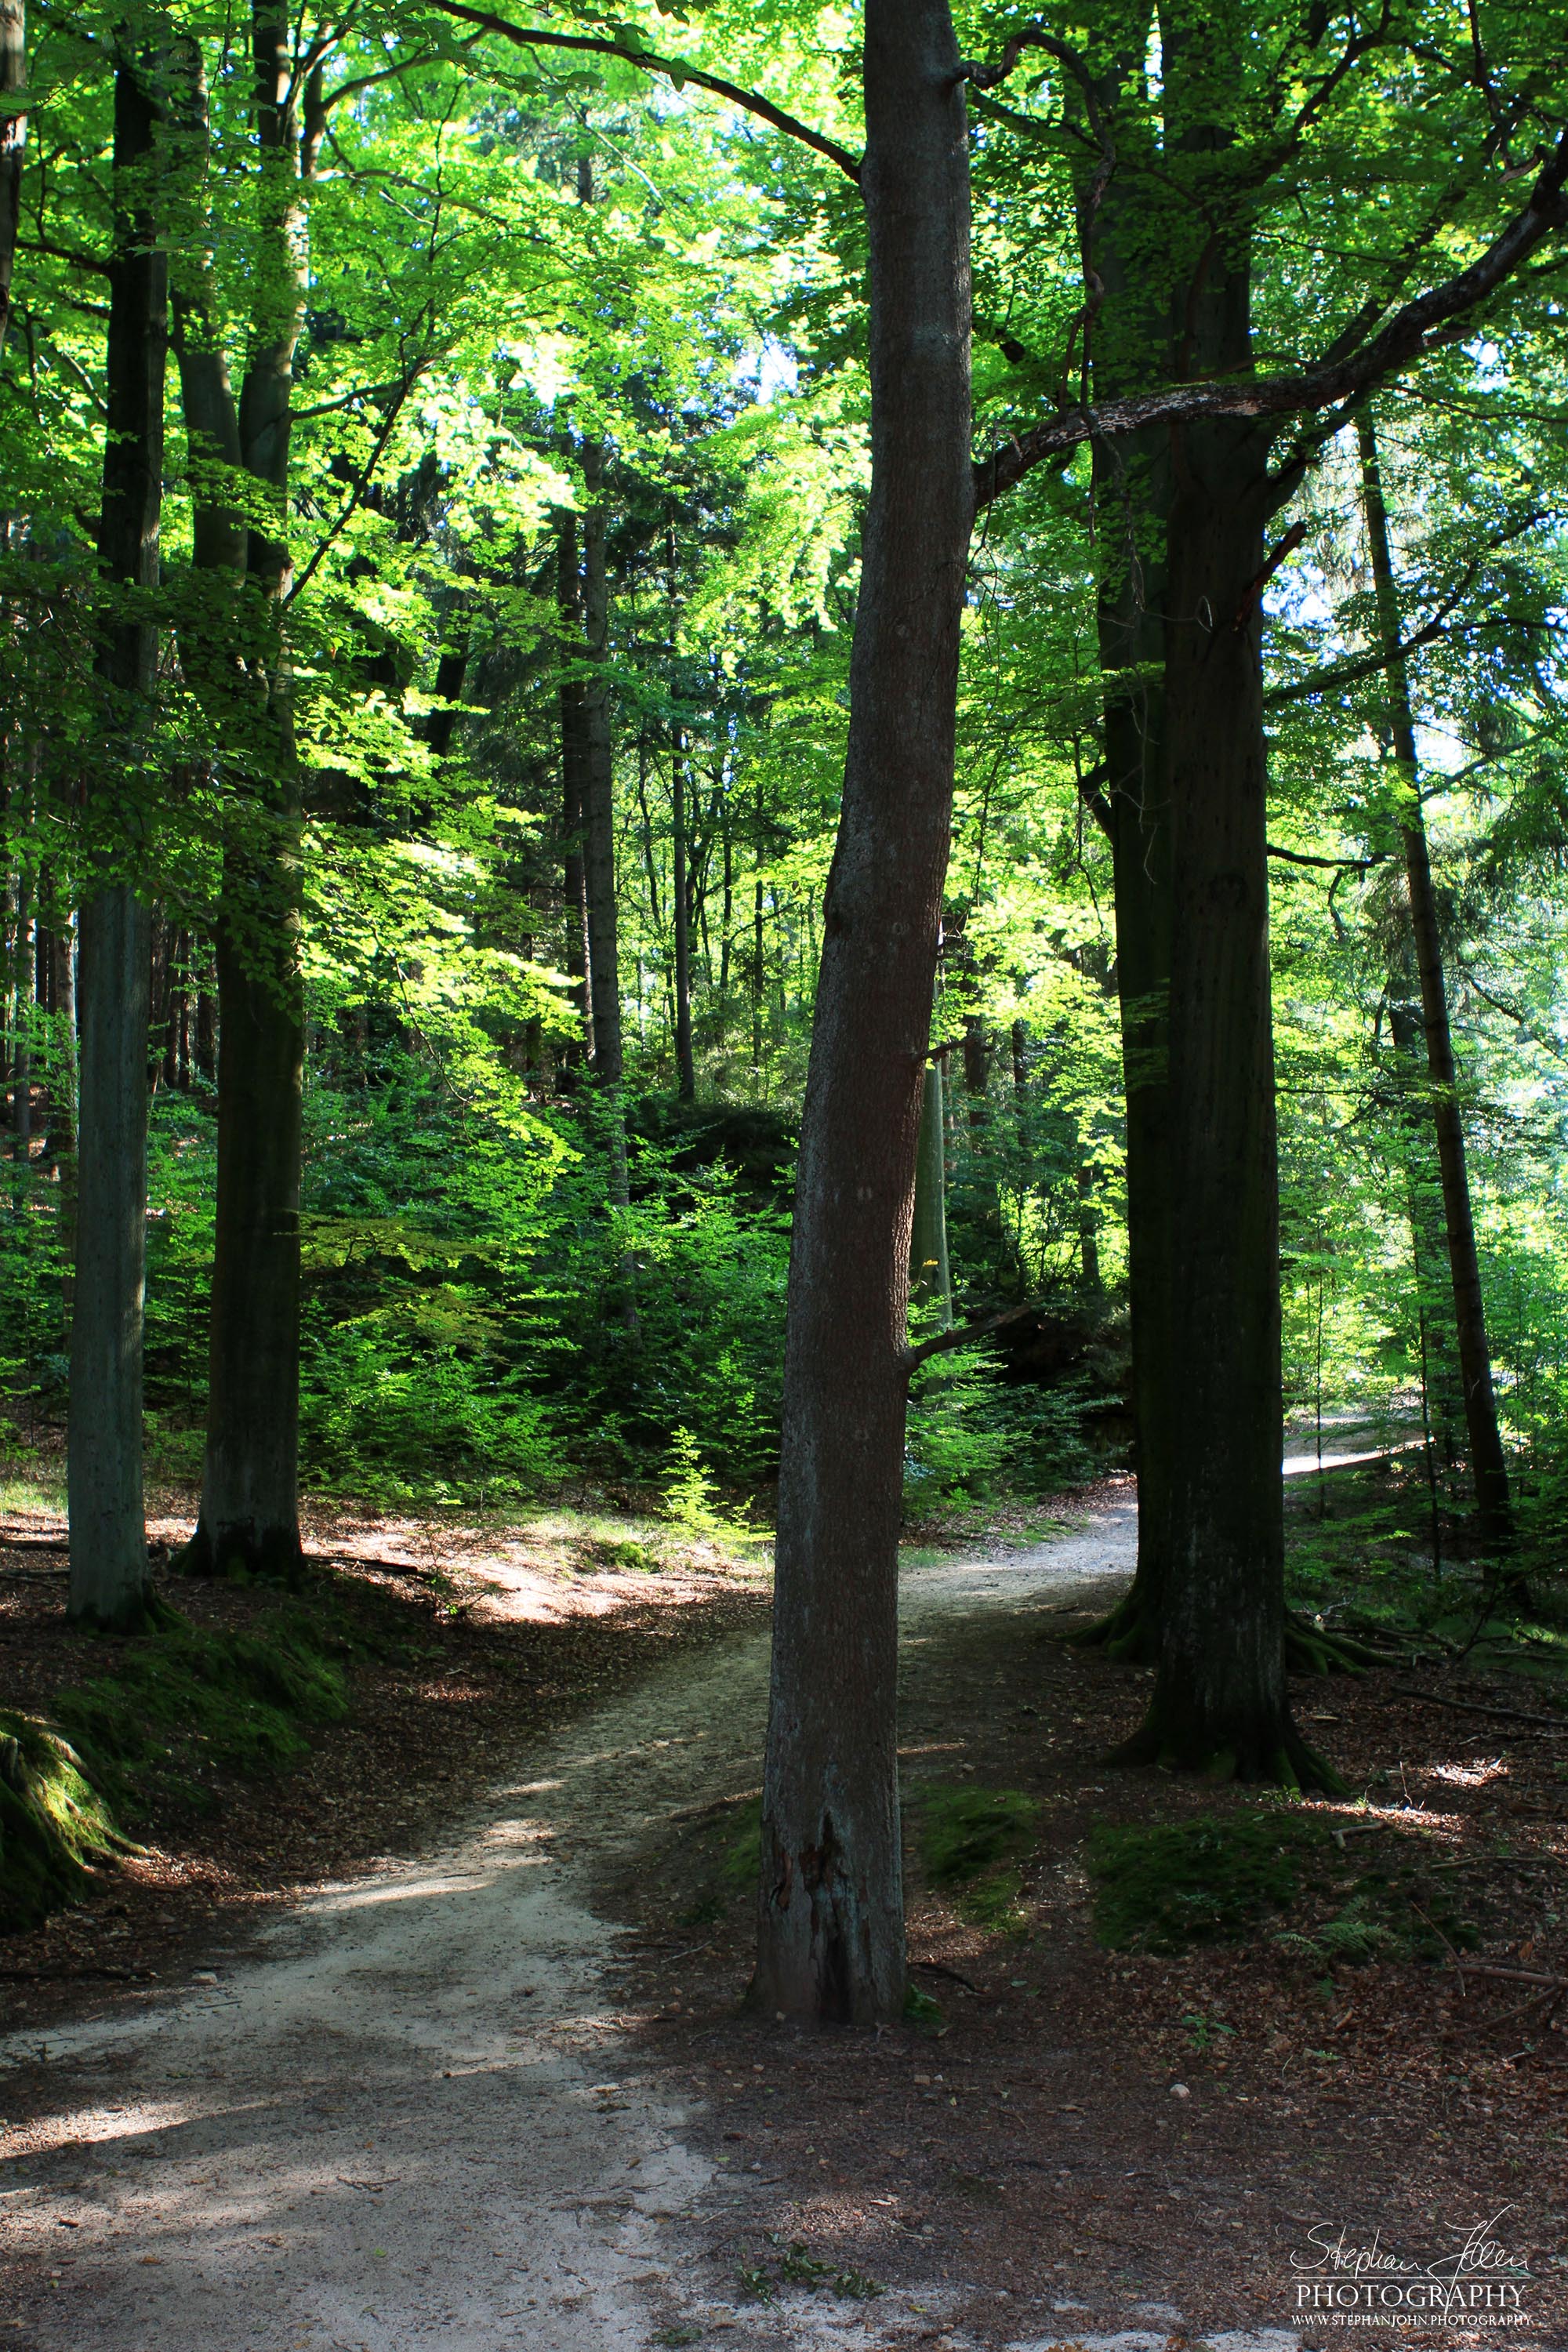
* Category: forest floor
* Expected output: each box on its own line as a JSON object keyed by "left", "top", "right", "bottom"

{"left": 1, "top": 1473, "right": 1565, "bottom": 2351}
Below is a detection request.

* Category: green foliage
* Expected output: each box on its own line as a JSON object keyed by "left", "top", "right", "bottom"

{"left": 902, "top": 1980, "right": 945, "bottom": 2029}
{"left": 917, "top": 1784, "right": 1038, "bottom": 1935}
{"left": 1088, "top": 1809, "right": 1335, "bottom": 1953}
{"left": 0, "top": 1598, "right": 358, "bottom": 1933}
{"left": 741, "top": 2241, "right": 883, "bottom": 2305}
{"left": 662, "top": 1427, "right": 725, "bottom": 1538}
{"left": 0, "top": 1713, "right": 126, "bottom": 1934}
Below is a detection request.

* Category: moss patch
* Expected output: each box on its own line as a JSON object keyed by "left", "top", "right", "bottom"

{"left": 917, "top": 1784, "right": 1039, "bottom": 1934}
{"left": 1, "top": 1599, "right": 358, "bottom": 1935}
{"left": 51, "top": 1608, "right": 352, "bottom": 1820}
{"left": 0, "top": 1712, "right": 127, "bottom": 1933}
{"left": 1089, "top": 1806, "right": 1490, "bottom": 1961}
{"left": 1088, "top": 1808, "right": 1334, "bottom": 1952}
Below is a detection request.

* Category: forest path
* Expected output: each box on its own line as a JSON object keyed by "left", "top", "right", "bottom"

{"left": 1, "top": 1504, "right": 1142, "bottom": 2352}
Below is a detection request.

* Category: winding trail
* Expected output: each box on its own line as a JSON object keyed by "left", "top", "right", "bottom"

{"left": 2, "top": 1497, "right": 1282, "bottom": 2352}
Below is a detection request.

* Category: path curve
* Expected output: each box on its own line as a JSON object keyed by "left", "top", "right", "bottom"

{"left": 1, "top": 1501, "right": 1138, "bottom": 2352}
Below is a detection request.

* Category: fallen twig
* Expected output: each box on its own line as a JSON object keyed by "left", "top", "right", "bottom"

{"left": 909, "top": 1958, "right": 979, "bottom": 1992}
{"left": 1392, "top": 1686, "right": 1568, "bottom": 1732}
{"left": 1438, "top": 1961, "right": 1568, "bottom": 1987}
{"left": 1410, "top": 1901, "right": 1467, "bottom": 1994}
{"left": 1451, "top": 1983, "right": 1567, "bottom": 2039}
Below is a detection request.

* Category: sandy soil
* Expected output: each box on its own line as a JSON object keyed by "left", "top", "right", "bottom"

{"left": 0, "top": 1506, "right": 1163, "bottom": 2352}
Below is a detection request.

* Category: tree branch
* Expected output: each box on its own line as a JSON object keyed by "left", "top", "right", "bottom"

{"left": 974, "top": 126, "right": 1568, "bottom": 507}
{"left": 902, "top": 1301, "right": 1041, "bottom": 1374}
{"left": 1266, "top": 843, "right": 1384, "bottom": 872}
{"left": 427, "top": 2, "right": 862, "bottom": 183}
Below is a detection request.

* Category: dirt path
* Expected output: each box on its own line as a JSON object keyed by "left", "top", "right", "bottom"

{"left": 0, "top": 1504, "right": 1159, "bottom": 2352}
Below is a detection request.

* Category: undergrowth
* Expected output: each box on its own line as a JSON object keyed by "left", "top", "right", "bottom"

{"left": 917, "top": 1784, "right": 1039, "bottom": 1935}
{"left": 1088, "top": 1805, "right": 1484, "bottom": 1961}
{"left": 0, "top": 1589, "right": 365, "bottom": 1935}
{"left": 0, "top": 1713, "right": 126, "bottom": 1933}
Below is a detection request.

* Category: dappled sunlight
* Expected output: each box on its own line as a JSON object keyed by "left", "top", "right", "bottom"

{"left": 1425, "top": 1757, "right": 1511, "bottom": 1788}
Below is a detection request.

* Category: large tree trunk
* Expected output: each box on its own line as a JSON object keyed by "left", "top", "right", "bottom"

{"left": 67, "top": 34, "right": 167, "bottom": 1631}
{"left": 180, "top": 2, "right": 306, "bottom": 1579}
{"left": 1388, "top": 989, "right": 1464, "bottom": 1465}
{"left": 557, "top": 507, "right": 592, "bottom": 1073}
{"left": 909, "top": 1058, "right": 952, "bottom": 1319}
{"left": 0, "top": 0, "right": 22, "bottom": 361}
{"left": 670, "top": 722, "right": 695, "bottom": 1101}
{"left": 1108, "top": 4, "right": 1325, "bottom": 1783}
{"left": 581, "top": 441, "right": 622, "bottom": 1087}
{"left": 1074, "top": 439, "right": 1178, "bottom": 1663}
{"left": 754, "top": 0, "right": 973, "bottom": 2026}
{"left": 1120, "top": 419, "right": 1321, "bottom": 1781}
{"left": 1357, "top": 412, "right": 1512, "bottom": 1548}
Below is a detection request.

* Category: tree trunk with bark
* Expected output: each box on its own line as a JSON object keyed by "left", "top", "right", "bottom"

{"left": 67, "top": 33, "right": 167, "bottom": 1631}
{"left": 557, "top": 507, "right": 592, "bottom": 1073}
{"left": 1356, "top": 412, "right": 1512, "bottom": 1550}
{"left": 0, "top": 0, "right": 22, "bottom": 362}
{"left": 1118, "top": 413, "right": 1320, "bottom": 1780}
{"left": 582, "top": 442, "right": 622, "bottom": 1087}
{"left": 909, "top": 1057, "right": 952, "bottom": 1319}
{"left": 178, "top": 3, "right": 307, "bottom": 1580}
{"left": 671, "top": 722, "right": 695, "bottom": 1101}
{"left": 754, "top": 0, "right": 973, "bottom": 2025}
{"left": 1388, "top": 989, "right": 1464, "bottom": 1465}
{"left": 1102, "top": 6, "right": 1325, "bottom": 1781}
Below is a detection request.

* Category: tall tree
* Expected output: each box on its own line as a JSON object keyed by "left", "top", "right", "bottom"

{"left": 753, "top": 0, "right": 974, "bottom": 2024}
{"left": 582, "top": 439, "right": 622, "bottom": 1085}
{"left": 68, "top": 24, "right": 168, "bottom": 1630}
{"left": 179, "top": 0, "right": 311, "bottom": 1578}
{"left": 557, "top": 503, "right": 593, "bottom": 1072}
{"left": 1356, "top": 408, "right": 1513, "bottom": 1550}
{"left": 0, "top": 0, "right": 20, "bottom": 361}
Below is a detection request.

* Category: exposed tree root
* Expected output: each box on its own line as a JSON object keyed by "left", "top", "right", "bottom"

{"left": 1284, "top": 1610, "right": 1403, "bottom": 1675}
{"left": 173, "top": 1521, "right": 306, "bottom": 1587}
{"left": 1067, "top": 1582, "right": 1159, "bottom": 1663}
{"left": 1076, "top": 1597, "right": 1399, "bottom": 1679}
{"left": 1112, "top": 1710, "right": 1348, "bottom": 1797}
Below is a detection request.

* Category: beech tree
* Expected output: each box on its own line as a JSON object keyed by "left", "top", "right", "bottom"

{"left": 67, "top": 24, "right": 168, "bottom": 1630}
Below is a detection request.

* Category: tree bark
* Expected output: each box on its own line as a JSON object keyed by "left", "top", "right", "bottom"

{"left": 671, "top": 721, "right": 695, "bottom": 1101}
{"left": 67, "top": 32, "right": 167, "bottom": 1631}
{"left": 754, "top": 0, "right": 973, "bottom": 2026}
{"left": 557, "top": 507, "right": 592, "bottom": 1073}
{"left": 1356, "top": 411, "right": 1512, "bottom": 1548}
{"left": 1388, "top": 989, "right": 1463, "bottom": 1465}
{"left": 1104, "top": 5, "right": 1324, "bottom": 1782}
{"left": 582, "top": 441, "right": 622, "bottom": 1087}
{"left": 909, "top": 1058, "right": 952, "bottom": 1320}
{"left": 1119, "top": 414, "right": 1316, "bottom": 1780}
{"left": 178, "top": 4, "right": 306, "bottom": 1579}
{"left": 0, "top": 0, "right": 22, "bottom": 362}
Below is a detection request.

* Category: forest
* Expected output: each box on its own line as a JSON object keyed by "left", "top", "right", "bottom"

{"left": 2, "top": 0, "right": 1567, "bottom": 2339}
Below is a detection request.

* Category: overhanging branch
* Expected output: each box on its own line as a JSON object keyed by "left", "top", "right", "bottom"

{"left": 427, "top": 2, "right": 862, "bottom": 183}
{"left": 974, "top": 125, "right": 1568, "bottom": 507}
{"left": 902, "top": 1301, "right": 1041, "bottom": 1374}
